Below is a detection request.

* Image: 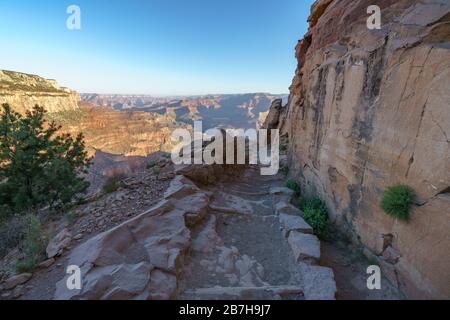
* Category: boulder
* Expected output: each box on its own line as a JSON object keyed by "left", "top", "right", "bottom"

{"left": 283, "top": 0, "right": 450, "bottom": 298}
{"left": 46, "top": 228, "right": 72, "bottom": 258}
{"left": 164, "top": 175, "right": 199, "bottom": 200}
{"left": 288, "top": 231, "right": 321, "bottom": 263}
{"left": 262, "top": 99, "right": 283, "bottom": 130}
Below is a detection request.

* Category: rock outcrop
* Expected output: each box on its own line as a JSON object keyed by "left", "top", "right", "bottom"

{"left": 266, "top": 0, "right": 450, "bottom": 298}
{"left": 0, "top": 70, "right": 79, "bottom": 114}
{"left": 54, "top": 176, "right": 210, "bottom": 300}
{"left": 49, "top": 103, "right": 187, "bottom": 158}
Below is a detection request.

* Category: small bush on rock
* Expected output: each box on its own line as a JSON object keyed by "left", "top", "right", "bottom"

{"left": 16, "top": 216, "right": 47, "bottom": 272}
{"left": 102, "top": 177, "right": 119, "bottom": 194}
{"left": 380, "top": 185, "right": 415, "bottom": 221}
{"left": 298, "top": 196, "right": 329, "bottom": 239}
{"left": 0, "top": 215, "right": 26, "bottom": 258}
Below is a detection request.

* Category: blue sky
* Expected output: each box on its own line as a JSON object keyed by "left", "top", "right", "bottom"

{"left": 0, "top": 0, "right": 313, "bottom": 96}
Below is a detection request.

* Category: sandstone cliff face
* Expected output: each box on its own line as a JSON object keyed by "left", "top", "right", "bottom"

{"left": 0, "top": 70, "right": 79, "bottom": 114}
{"left": 275, "top": 0, "right": 450, "bottom": 298}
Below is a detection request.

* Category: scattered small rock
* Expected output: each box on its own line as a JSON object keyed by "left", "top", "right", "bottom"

{"left": 73, "top": 233, "right": 83, "bottom": 240}
{"left": 38, "top": 258, "right": 55, "bottom": 269}
{"left": 46, "top": 228, "right": 72, "bottom": 258}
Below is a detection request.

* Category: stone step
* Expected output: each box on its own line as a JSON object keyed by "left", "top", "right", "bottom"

{"left": 181, "top": 285, "right": 304, "bottom": 300}
{"left": 279, "top": 213, "right": 313, "bottom": 237}
{"left": 287, "top": 231, "right": 321, "bottom": 263}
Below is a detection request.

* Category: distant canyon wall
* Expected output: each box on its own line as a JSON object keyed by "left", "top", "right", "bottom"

{"left": 82, "top": 93, "right": 288, "bottom": 130}
{"left": 0, "top": 70, "right": 79, "bottom": 114}
{"left": 270, "top": 0, "right": 450, "bottom": 298}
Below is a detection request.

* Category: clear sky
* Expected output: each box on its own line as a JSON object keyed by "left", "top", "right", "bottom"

{"left": 0, "top": 0, "right": 314, "bottom": 96}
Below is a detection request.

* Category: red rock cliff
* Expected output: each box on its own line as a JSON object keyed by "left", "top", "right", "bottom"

{"left": 273, "top": 0, "right": 450, "bottom": 298}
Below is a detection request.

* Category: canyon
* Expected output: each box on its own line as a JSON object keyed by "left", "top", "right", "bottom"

{"left": 0, "top": 0, "right": 449, "bottom": 301}
{"left": 81, "top": 93, "right": 288, "bottom": 130}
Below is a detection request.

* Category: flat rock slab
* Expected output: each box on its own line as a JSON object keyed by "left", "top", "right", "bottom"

{"left": 46, "top": 228, "right": 72, "bottom": 259}
{"left": 288, "top": 231, "right": 320, "bottom": 263}
{"left": 279, "top": 213, "right": 313, "bottom": 237}
{"left": 299, "top": 263, "right": 337, "bottom": 300}
{"left": 275, "top": 202, "right": 302, "bottom": 216}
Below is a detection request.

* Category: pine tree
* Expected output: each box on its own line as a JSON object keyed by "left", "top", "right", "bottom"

{"left": 0, "top": 104, "right": 90, "bottom": 217}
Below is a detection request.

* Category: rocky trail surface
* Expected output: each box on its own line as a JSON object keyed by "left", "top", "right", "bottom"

{"left": 1, "top": 162, "right": 405, "bottom": 300}
{"left": 2, "top": 165, "right": 342, "bottom": 300}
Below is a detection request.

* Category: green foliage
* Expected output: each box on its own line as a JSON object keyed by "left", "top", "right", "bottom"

{"left": 285, "top": 179, "right": 300, "bottom": 196}
{"left": 0, "top": 104, "right": 91, "bottom": 215}
{"left": 152, "top": 167, "right": 161, "bottom": 175}
{"left": 16, "top": 216, "right": 47, "bottom": 272}
{"left": 280, "top": 144, "right": 287, "bottom": 152}
{"left": 280, "top": 165, "right": 289, "bottom": 176}
{"left": 102, "top": 177, "right": 119, "bottom": 194}
{"left": 0, "top": 215, "right": 26, "bottom": 258}
{"left": 298, "top": 196, "right": 329, "bottom": 239}
{"left": 380, "top": 185, "right": 415, "bottom": 221}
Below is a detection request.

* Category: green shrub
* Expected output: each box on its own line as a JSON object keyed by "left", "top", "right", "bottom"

{"left": 380, "top": 185, "right": 415, "bottom": 221}
{"left": 280, "top": 144, "right": 288, "bottom": 152}
{"left": 285, "top": 179, "right": 300, "bottom": 195}
{"left": 102, "top": 177, "right": 119, "bottom": 194}
{"left": 298, "top": 196, "right": 329, "bottom": 239}
{"left": 298, "top": 196, "right": 328, "bottom": 214}
{"left": 280, "top": 165, "right": 289, "bottom": 176}
{"left": 0, "top": 216, "right": 26, "bottom": 258}
{"left": 16, "top": 216, "right": 47, "bottom": 272}
{"left": 152, "top": 167, "right": 161, "bottom": 175}
{"left": 303, "top": 208, "right": 329, "bottom": 239}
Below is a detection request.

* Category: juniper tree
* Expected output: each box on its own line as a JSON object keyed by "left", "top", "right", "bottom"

{"left": 0, "top": 104, "right": 90, "bottom": 217}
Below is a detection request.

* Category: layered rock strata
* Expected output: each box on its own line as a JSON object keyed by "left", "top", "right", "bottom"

{"left": 265, "top": 0, "right": 450, "bottom": 298}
